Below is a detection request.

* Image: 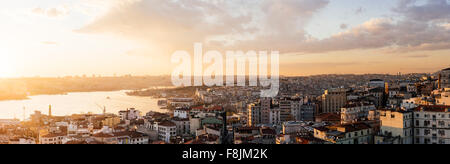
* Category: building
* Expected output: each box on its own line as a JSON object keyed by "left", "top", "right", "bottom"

{"left": 375, "top": 109, "right": 413, "bottom": 144}
{"left": 172, "top": 117, "right": 190, "bottom": 136}
{"left": 438, "top": 68, "right": 450, "bottom": 89}
{"left": 321, "top": 88, "right": 348, "bottom": 114}
{"left": 369, "top": 79, "right": 385, "bottom": 88}
{"left": 8, "top": 137, "right": 36, "bottom": 144}
{"left": 39, "top": 133, "right": 67, "bottom": 144}
{"left": 260, "top": 98, "right": 271, "bottom": 124}
{"left": 102, "top": 116, "right": 121, "bottom": 128}
{"left": 168, "top": 98, "right": 195, "bottom": 108}
{"left": 119, "top": 108, "right": 141, "bottom": 121}
{"left": 314, "top": 122, "right": 373, "bottom": 144}
{"left": 435, "top": 89, "right": 450, "bottom": 105}
{"left": 247, "top": 103, "right": 261, "bottom": 126}
{"left": 269, "top": 107, "right": 281, "bottom": 125}
{"left": 340, "top": 102, "right": 376, "bottom": 124}
{"left": 413, "top": 105, "right": 450, "bottom": 144}
{"left": 174, "top": 108, "right": 190, "bottom": 119}
{"left": 157, "top": 121, "right": 177, "bottom": 143}
{"left": 115, "top": 131, "right": 149, "bottom": 144}
{"left": 279, "top": 98, "right": 294, "bottom": 122}
{"left": 0, "top": 119, "right": 20, "bottom": 128}
{"left": 299, "top": 103, "right": 316, "bottom": 121}
{"left": 282, "top": 121, "right": 307, "bottom": 135}
{"left": 315, "top": 113, "right": 341, "bottom": 124}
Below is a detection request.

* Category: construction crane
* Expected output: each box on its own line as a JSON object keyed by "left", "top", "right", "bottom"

{"left": 95, "top": 103, "right": 106, "bottom": 115}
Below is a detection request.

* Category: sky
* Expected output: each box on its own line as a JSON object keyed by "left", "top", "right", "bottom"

{"left": 0, "top": 0, "right": 449, "bottom": 78}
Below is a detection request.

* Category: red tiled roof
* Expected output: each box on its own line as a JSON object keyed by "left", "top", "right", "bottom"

{"left": 414, "top": 105, "right": 450, "bottom": 112}
{"left": 41, "top": 133, "right": 66, "bottom": 138}
{"left": 159, "top": 121, "right": 176, "bottom": 127}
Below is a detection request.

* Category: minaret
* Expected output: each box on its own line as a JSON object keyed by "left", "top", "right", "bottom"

{"left": 49, "top": 105, "right": 52, "bottom": 117}
{"left": 23, "top": 106, "right": 26, "bottom": 121}
{"left": 438, "top": 73, "right": 442, "bottom": 90}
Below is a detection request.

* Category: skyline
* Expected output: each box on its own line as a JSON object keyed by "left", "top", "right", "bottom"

{"left": 1, "top": 0, "right": 450, "bottom": 78}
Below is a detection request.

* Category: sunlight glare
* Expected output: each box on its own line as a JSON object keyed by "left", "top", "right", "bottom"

{"left": 0, "top": 48, "right": 15, "bottom": 78}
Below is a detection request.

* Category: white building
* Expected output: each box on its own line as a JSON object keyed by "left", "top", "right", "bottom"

{"left": 157, "top": 121, "right": 177, "bottom": 143}
{"left": 413, "top": 105, "right": 450, "bottom": 144}
{"left": 39, "top": 133, "right": 67, "bottom": 144}
{"left": 174, "top": 108, "right": 190, "bottom": 119}
{"left": 119, "top": 108, "right": 141, "bottom": 121}
{"left": 376, "top": 109, "right": 413, "bottom": 144}
{"left": 341, "top": 103, "right": 376, "bottom": 124}
{"left": 0, "top": 119, "right": 20, "bottom": 128}
{"left": 435, "top": 89, "right": 450, "bottom": 105}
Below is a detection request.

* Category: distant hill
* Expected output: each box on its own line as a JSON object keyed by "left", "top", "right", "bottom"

{"left": 0, "top": 76, "right": 172, "bottom": 101}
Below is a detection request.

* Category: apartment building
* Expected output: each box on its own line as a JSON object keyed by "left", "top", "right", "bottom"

{"left": 375, "top": 109, "right": 413, "bottom": 144}
{"left": 413, "top": 105, "right": 450, "bottom": 144}
{"left": 341, "top": 102, "right": 376, "bottom": 124}
{"left": 321, "top": 88, "right": 348, "bottom": 114}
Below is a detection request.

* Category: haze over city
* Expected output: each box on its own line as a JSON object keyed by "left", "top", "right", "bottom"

{"left": 1, "top": 0, "right": 449, "bottom": 78}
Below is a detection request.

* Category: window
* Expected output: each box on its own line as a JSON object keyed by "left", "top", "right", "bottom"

{"left": 416, "top": 120, "right": 419, "bottom": 126}
{"left": 424, "top": 121, "right": 431, "bottom": 126}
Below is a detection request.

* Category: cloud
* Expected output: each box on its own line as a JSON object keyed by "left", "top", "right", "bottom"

{"left": 31, "top": 6, "right": 70, "bottom": 18}
{"left": 76, "top": 0, "right": 450, "bottom": 55}
{"left": 41, "top": 41, "right": 58, "bottom": 45}
{"left": 294, "top": 0, "right": 450, "bottom": 53}
{"left": 76, "top": 0, "right": 329, "bottom": 54}
{"left": 32, "top": 7, "right": 69, "bottom": 18}
{"left": 355, "top": 7, "right": 364, "bottom": 15}
{"left": 394, "top": 0, "right": 450, "bottom": 21}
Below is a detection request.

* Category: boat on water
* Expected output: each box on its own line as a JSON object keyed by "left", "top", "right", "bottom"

{"left": 157, "top": 100, "right": 168, "bottom": 109}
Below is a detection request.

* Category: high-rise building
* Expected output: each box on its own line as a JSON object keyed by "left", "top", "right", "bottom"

{"left": 260, "top": 98, "right": 271, "bottom": 124}
{"left": 321, "top": 88, "right": 348, "bottom": 114}
{"left": 279, "top": 98, "right": 294, "bottom": 122}
{"left": 247, "top": 103, "right": 261, "bottom": 126}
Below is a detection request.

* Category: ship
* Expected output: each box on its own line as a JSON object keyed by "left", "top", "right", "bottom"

{"left": 157, "top": 99, "right": 168, "bottom": 109}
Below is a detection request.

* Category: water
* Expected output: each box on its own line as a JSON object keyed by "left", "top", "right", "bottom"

{"left": 0, "top": 90, "right": 168, "bottom": 120}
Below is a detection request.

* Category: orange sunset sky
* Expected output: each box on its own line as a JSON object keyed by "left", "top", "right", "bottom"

{"left": 0, "top": 0, "right": 449, "bottom": 78}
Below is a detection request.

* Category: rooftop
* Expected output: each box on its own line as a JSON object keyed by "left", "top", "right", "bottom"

{"left": 413, "top": 105, "right": 450, "bottom": 112}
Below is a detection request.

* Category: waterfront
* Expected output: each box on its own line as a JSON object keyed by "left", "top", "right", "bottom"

{"left": 0, "top": 90, "right": 168, "bottom": 120}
